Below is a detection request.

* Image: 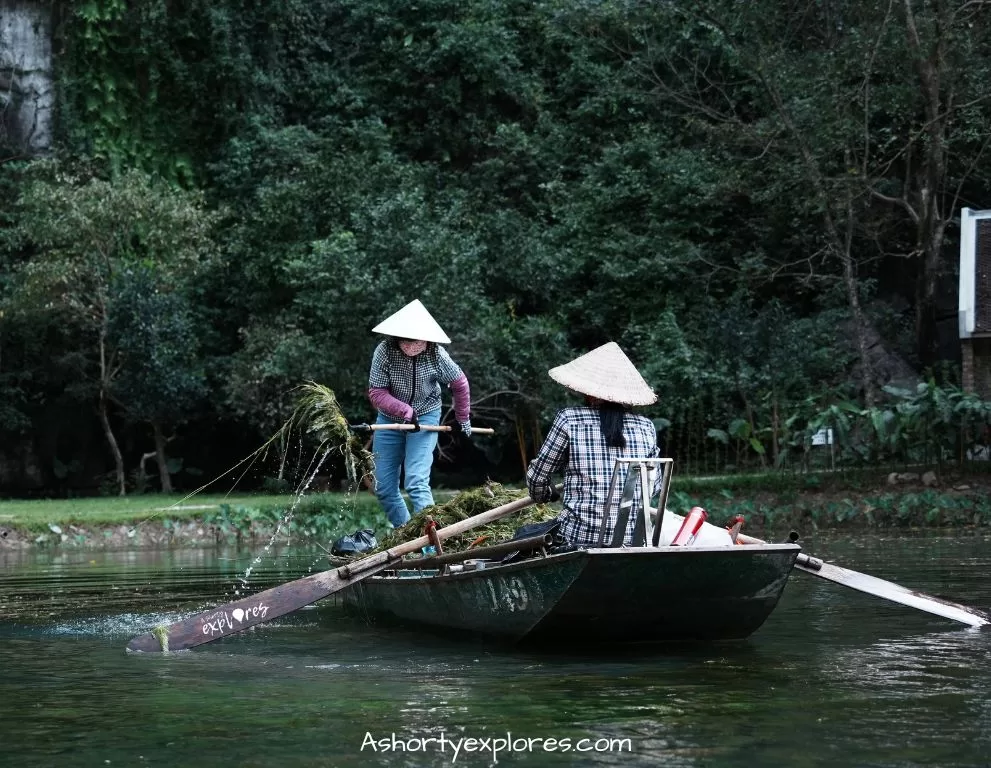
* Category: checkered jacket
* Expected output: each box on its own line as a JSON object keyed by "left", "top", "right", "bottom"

{"left": 368, "top": 340, "right": 464, "bottom": 421}
{"left": 526, "top": 406, "right": 662, "bottom": 548}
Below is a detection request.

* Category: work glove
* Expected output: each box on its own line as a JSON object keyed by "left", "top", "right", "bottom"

{"left": 408, "top": 412, "right": 421, "bottom": 433}
{"left": 548, "top": 485, "right": 561, "bottom": 502}
{"left": 459, "top": 420, "right": 472, "bottom": 438}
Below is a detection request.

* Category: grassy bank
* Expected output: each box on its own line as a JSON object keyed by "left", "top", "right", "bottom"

{"left": 0, "top": 492, "right": 297, "bottom": 527}
{"left": 3, "top": 469, "right": 991, "bottom": 549}
{"left": 0, "top": 490, "right": 432, "bottom": 549}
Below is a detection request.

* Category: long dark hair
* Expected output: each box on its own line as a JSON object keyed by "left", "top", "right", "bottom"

{"left": 599, "top": 402, "right": 628, "bottom": 448}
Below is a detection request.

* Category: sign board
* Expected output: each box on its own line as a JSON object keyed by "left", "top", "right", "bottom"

{"left": 811, "top": 428, "right": 834, "bottom": 446}
{"left": 959, "top": 207, "right": 991, "bottom": 337}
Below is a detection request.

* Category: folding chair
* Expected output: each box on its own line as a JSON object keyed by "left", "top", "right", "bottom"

{"left": 596, "top": 458, "right": 673, "bottom": 547}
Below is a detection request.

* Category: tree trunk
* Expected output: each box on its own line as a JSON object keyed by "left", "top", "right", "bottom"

{"left": 771, "top": 393, "right": 780, "bottom": 467}
{"left": 152, "top": 422, "right": 173, "bottom": 493}
{"left": 98, "top": 392, "right": 126, "bottom": 496}
{"left": 838, "top": 242, "right": 878, "bottom": 407}
{"left": 903, "top": 0, "right": 949, "bottom": 368}
{"left": 97, "top": 304, "right": 125, "bottom": 495}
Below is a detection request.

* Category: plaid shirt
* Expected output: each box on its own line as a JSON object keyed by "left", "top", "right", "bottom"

{"left": 368, "top": 341, "right": 464, "bottom": 421}
{"left": 526, "top": 406, "right": 662, "bottom": 548}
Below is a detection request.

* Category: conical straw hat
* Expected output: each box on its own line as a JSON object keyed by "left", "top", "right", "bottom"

{"left": 548, "top": 342, "right": 657, "bottom": 406}
{"left": 372, "top": 299, "right": 451, "bottom": 344}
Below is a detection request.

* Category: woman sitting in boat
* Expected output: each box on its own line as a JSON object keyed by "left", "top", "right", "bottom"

{"left": 525, "top": 342, "right": 661, "bottom": 548}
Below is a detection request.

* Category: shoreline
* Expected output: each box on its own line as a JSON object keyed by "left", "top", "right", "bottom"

{"left": 3, "top": 476, "right": 991, "bottom": 550}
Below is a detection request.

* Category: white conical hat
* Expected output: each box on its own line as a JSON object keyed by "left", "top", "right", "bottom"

{"left": 372, "top": 299, "right": 451, "bottom": 344}
{"left": 548, "top": 342, "right": 657, "bottom": 406}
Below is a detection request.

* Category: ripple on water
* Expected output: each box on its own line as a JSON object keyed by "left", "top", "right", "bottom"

{"left": 48, "top": 611, "right": 192, "bottom": 637}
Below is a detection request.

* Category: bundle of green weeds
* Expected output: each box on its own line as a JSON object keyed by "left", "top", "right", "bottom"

{"left": 375, "top": 481, "right": 558, "bottom": 554}
{"left": 284, "top": 381, "right": 374, "bottom": 488}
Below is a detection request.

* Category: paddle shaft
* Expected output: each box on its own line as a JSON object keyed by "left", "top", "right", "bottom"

{"left": 127, "top": 493, "right": 545, "bottom": 652}
{"left": 737, "top": 533, "right": 991, "bottom": 628}
{"left": 353, "top": 423, "right": 495, "bottom": 435}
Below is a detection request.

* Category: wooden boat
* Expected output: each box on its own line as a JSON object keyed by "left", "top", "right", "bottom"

{"left": 342, "top": 542, "right": 801, "bottom": 645}
{"left": 342, "top": 458, "right": 802, "bottom": 644}
{"left": 341, "top": 458, "right": 799, "bottom": 643}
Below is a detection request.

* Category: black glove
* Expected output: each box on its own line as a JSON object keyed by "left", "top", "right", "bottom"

{"left": 458, "top": 420, "right": 472, "bottom": 438}
{"left": 408, "top": 412, "right": 421, "bottom": 433}
{"left": 548, "top": 486, "right": 561, "bottom": 502}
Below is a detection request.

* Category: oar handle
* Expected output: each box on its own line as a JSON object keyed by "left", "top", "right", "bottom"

{"left": 736, "top": 531, "right": 821, "bottom": 568}
{"left": 351, "top": 423, "right": 496, "bottom": 435}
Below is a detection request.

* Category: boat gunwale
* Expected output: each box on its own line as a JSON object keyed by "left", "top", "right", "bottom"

{"left": 367, "top": 542, "right": 802, "bottom": 583}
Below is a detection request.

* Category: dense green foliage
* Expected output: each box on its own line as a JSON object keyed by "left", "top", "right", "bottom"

{"left": 2, "top": 0, "right": 991, "bottom": 494}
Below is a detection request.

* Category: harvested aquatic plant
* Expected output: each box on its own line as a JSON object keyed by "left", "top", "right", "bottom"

{"left": 283, "top": 381, "right": 375, "bottom": 488}
{"left": 375, "top": 481, "right": 557, "bottom": 554}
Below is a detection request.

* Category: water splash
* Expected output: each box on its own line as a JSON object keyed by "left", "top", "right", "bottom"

{"left": 233, "top": 446, "right": 333, "bottom": 596}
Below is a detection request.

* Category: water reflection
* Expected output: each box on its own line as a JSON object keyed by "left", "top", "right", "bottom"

{"left": 826, "top": 627, "right": 991, "bottom": 694}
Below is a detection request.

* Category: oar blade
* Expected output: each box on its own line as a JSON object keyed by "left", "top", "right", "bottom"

{"left": 127, "top": 556, "right": 391, "bottom": 652}
{"left": 796, "top": 557, "right": 991, "bottom": 628}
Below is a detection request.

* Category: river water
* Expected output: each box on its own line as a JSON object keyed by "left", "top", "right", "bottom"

{"left": 2, "top": 532, "right": 990, "bottom": 767}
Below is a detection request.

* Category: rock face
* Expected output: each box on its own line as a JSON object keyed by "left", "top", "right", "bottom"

{"left": 0, "top": 0, "right": 53, "bottom": 154}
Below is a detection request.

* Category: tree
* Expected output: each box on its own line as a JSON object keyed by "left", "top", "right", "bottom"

{"left": 9, "top": 165, "right": 216, "bottom": 494}
{"left": 874, "top": 0, "right": 991, "bottom": 365}
{"left": 109, "top": 266, "right": 206, "bottom": 492}
{"left": 581, "top": 0, "right": 991, "bottom": 383}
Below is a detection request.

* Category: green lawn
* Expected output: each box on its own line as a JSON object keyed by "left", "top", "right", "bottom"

{"left": 0, "top": 492, "right": 351, "bottom": 528}
{"left": 0, "top": 489, "right": 464, "bottom": 530}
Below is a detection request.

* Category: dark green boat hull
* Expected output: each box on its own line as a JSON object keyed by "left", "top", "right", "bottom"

{"left": 343, "top": 544, "right": 801, "bottom": 644}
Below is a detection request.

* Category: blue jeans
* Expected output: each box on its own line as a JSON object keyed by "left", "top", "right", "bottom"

{"left": 372, "top": 409, "right": 440, "bottom": 527}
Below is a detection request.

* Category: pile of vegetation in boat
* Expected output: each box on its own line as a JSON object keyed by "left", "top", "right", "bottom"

{"left": 329, "top": 482, "right": 557, "bottom": 564}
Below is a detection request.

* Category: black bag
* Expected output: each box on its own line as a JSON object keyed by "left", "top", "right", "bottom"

{"left": 500, "top": 519, "right": 564, "bottom": 564}
{"left": 510, "top": 519, "right": 562, "bottom": 542}
{"left": 331, "top": 528, "right": 377, "bottom": 556}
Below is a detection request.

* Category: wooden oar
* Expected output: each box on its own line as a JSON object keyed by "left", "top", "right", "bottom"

{"left": 350, "top": 423, "right": 495, "bottom": 435}
{"left": 738, "top": 532, "right": 991, "bottom": 628}
{"left": 127, "top": 493, "right": 540, "bottom": 652}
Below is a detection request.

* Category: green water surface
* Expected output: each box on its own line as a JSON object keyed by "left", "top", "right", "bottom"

{"left": 2, "top": 533, "right": 990, "bottom": 767}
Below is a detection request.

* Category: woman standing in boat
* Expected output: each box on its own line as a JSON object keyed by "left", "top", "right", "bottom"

{"left": 526, "top": 342, "right": 660, "bottom": 548}
{"left": 367, "top": 299, "right": 472, "bottom": 528}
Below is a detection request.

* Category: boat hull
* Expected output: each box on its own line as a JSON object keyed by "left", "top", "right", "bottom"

{"left": 343, "top": 544, "right": 800, "bottom": 644}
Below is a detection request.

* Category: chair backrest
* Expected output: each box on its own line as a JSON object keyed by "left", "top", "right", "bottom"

{"left": 596, "top": 458, "right": 673, "bottom": 547}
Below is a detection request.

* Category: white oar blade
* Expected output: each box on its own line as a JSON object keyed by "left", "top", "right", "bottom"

{"left": 796, "top": 557, "right": 991, "bottom": 628}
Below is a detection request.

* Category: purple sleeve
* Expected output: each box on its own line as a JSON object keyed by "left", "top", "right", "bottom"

{"left": 449, "top": 374, "right": 470, "bottom": 422}
{"left": 368, "top": 387, "right": 414, "bottom": 421}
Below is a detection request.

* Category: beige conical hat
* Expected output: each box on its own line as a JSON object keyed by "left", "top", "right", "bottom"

{"left": 549, "top": 342, "right": 657, "bottom": 406}
{"left": 372, "top": 299, "right": 451, "bottom": 344}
